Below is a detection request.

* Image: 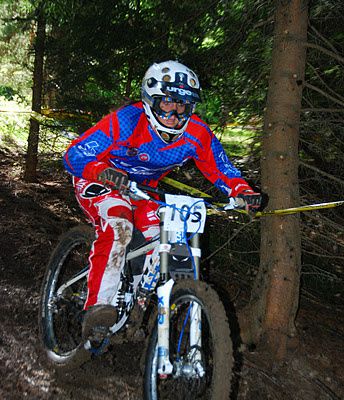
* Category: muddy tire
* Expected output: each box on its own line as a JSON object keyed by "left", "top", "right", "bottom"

{"left": 144, "top": 280, "right": 233, "bottom": 400}
{"left": 39, "top": 225, "right": 94, "bottom": 370}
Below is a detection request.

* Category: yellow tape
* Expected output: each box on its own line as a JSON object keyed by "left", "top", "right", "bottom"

{"left": 162, "top": 176, "right": 213, "bottom": 198}
{"left": 0, "top": 108, "right": 93, "bottom": 123}
{"left": 162, "top": 176, "right": 344, "bottom": 217}
{"left": 256, "top": 200, "right": 344, "bottom": 217}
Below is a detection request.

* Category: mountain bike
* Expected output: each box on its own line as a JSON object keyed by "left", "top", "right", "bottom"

{"left": 39, "top": 181, "right": 240, "bottom": 399}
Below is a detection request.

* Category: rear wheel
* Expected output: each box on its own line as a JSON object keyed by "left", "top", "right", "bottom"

{"left": 39, "top": 225, "right": 94, "bottom": 369}
{"left": 144, "top": 280, "right": 233, "bottom": 399}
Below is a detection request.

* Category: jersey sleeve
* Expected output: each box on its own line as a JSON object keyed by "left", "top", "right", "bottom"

{"left": 192, "top": 123, "right": 252, "bottom": 196}
{"left": 63, "top": 113, "right": 118, "bottom": 180}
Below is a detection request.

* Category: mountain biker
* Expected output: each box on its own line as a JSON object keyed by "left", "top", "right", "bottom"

{"left": 63, "top": 60, "right": 262, "bottom": 340}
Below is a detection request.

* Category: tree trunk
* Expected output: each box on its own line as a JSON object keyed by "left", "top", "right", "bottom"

{"left": 125, "top": 61, "right": 133, "bottom": 99}
{"left": 239, "top": 0, "right": 308, "bottom": 361}
{"left": 24, "top": 7, "right": 46, "bottom": 182}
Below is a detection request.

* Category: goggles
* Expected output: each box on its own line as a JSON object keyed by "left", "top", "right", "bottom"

{"left": 152, "top": 96, "right": 194, "bottom": 125}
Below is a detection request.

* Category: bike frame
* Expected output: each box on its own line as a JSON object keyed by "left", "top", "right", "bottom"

{"left": 55, "top": 193, "right": 206, "bottom": 377}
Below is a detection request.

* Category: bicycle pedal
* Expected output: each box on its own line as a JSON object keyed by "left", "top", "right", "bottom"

{"left": 87, "top": 325, "right": 112, "bottom": 344}
{"left": 85, "top": 335, "right": 111, "bottom": 356}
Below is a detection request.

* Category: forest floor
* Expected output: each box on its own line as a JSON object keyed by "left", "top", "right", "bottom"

{"left": 0, "top": 148, "right": 343, "bottom": 400}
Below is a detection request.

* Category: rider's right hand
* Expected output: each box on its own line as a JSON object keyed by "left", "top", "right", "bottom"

{"left": 97, "top": 167, "right": 129, "bottom": 192}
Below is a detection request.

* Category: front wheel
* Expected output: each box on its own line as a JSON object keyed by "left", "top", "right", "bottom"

{"left": 144, "top": 280, "right": 233, "bottom": 400}
{"left": 39, "top": 225, "right": 94, "bottom": 370}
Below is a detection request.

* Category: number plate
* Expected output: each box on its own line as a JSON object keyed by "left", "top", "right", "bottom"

{"left": 163, "top": 194, "right": 207, "bottom": 233}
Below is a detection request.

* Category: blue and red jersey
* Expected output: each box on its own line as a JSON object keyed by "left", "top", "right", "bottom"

{"left": 63, "top": 102, "right": 251, "bottom": 196}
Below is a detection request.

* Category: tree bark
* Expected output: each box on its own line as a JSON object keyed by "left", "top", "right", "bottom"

{"left": 24, "top": 7, "right": 46, "bottom": 182}
{"left": 239, "top": 0, "right": 308, "bottom": 361}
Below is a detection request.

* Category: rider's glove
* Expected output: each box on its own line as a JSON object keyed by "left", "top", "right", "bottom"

{"left": 224, "top": 190, "right": 262, "bottom": 211}
{"left": 237, "top": 190, "right": 262, "bottom": 211}
{"left": 97, "top": 168, "right": 129, "bottom": 192}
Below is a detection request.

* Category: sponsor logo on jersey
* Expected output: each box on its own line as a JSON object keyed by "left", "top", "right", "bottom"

{"left": 139, "top": 153, "right": 150, "bottom": 162}
{"left": 77, "top": 141, "right": 99, "bottom": 156}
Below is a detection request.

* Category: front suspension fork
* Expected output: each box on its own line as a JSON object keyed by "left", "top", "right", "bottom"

{"left": 156, "top": 208, "right": 203, "bottom": 377}
{"left": 157, "top": 279, "right": 174, "bottom": 376}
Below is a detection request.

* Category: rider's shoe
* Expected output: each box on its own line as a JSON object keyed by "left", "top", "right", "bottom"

{"left": 82, "top": 305, "right": 117, "bottom": 343}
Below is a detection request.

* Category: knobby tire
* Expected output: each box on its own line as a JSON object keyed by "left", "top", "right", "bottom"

{"left": 39, "top": 225, "right": 94, "bottom": 370}
{"left": 144, "top": 279, "right": 233, "bottom": 400}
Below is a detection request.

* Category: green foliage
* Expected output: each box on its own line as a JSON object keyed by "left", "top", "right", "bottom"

{"left": 0, "top": 0, "right": 33, "bottom": 102}
{"left": 0, "top": 0, "right": 276, "bottom": 123}
{"left": 220, "top": 127, "right": 255, "bottom": 157}
{"left": 0, "top": 85, "right": 17, "bottom": 100}
{"left": 0, "top": 96, "right": 29, "bottom": 150}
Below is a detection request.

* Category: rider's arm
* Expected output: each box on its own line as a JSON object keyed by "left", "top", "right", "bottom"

{"left": 190, "top": 119, "right": 253, "bottom": 197}
{"left": 189, "top": 120, "right": 262, "bottom": 209}
{"left": 63, "top": 113, "right": 119, "bottom": 180}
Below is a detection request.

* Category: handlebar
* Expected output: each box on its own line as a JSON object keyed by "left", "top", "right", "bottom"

{"left": 127, "top": 181, "right": 247, "bottom": 212}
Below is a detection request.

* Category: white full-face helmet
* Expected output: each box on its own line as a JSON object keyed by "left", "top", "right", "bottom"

{"left": 141, "top": 60, "right": 201, "bottom": 143}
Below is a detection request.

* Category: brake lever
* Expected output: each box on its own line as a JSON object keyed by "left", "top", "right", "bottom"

{"left": 223, "top": 197, "right": 246, "bottom": 211}
{"left": 128, "top": 181, "right": 151, "bottom": 201}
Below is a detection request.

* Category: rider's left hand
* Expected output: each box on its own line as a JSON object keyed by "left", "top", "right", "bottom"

{"left": 97, "top": 167, "right": 129, "bottom": 193}
{"left": 237, "top": 190, "right": 262, "bottom": 211}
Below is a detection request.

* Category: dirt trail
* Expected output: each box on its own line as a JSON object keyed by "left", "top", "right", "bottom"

{"left": 0, "top": 149, "right": 343, "bottom": 399}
